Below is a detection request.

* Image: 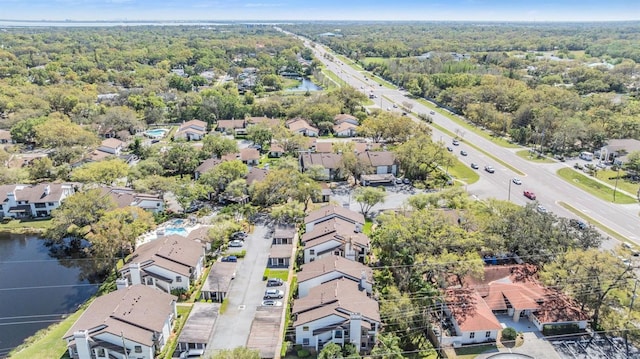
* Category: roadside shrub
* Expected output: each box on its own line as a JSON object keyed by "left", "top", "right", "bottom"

{"left": 542, "top": 323, "right": 580, "bottom": 336}
{"left": 502, "top": 327, "right": 517, "bottom": 341}
{"left": 297, "top": 349, "right": 310, "bottom": 358}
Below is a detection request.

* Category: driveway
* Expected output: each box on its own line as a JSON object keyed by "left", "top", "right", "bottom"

{"left": 206, "top": 224, "right": 275, "bottom": 353}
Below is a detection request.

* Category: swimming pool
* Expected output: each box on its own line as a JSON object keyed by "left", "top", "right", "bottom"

{"left": 172, "top": 219, "right": 184, "bottom": 226}
{"left": 145, "top": 128, "right": 168, "bottom": 138}
{"left": 163, "top": 227, "right": 188, "bottom": 236}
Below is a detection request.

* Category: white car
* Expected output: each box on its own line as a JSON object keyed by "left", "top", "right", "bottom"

{"left": 262, "top": 300, "right": 283, "bottom": 307}
{"left": 264, "top": 289, "right": 284, "bottom": 299}
{"left": 536, "top": 205, "right": 547, "bottom": 214}
{"left": 228, "top": 240, "right": 243, "bottom": 247}
{"left": 512, "top": 178, "right": 522, "bottom": 185}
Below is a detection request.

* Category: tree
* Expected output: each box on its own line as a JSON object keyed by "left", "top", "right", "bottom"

{"left": 206, "top": 220, "right": 243, "bottom": 250}
{"left": 250, "top": 168, "right": 319, "bottom": 210}
{"left": 71, "top": 158, "right": 129, "bottom": 185}
{"left": 198, "top": 160, "right": 248, "bottom": 195}
{"left": 222, "top": 178, "right": 248, "bottom": 201}
{"left": 160, "top": 142, "right": 200, "bottom": 177}
{"left": 395, "top": 131, "right": 452, "bottom": 182}
{"left": 47, "top": 189, "right": 117, "bottom": 242}
{"left": 209, "top": 347, "right": 260, "bottom": 359}
{"left": 97, "top": 106, "right": 142, "bottom": 134}
{"left": 353, "top": 186, "right": 386, "bottom": 217}
{"left": 201, "top": 133, "right": 238, "bottom": 158}
{"left": 27, "top": 156, "right": 55, "bottom": 181}
{"left": 172, "top": 179, "right": 208, "bottom": 213}
{"left": 318, "top": 343, "right": 343, "bottom": 359}
{"left": 270, "top": 201, "right": 305, "bottom": 224}
{"left": 246, "top": 122, "right": 273, "bottom": 150}
{"left": 10, "top": 116, "right": 47, "bottom": 144}
{"left": 34, "top": 115, "right": 99, "bottom": 148}
{"left": 358, "top": 111, "right": 414, "bottom": 143}
{"left": 624, "top": 151, "right": 640, "bottom": 174}
{"left": 131, "top": 174, "right": 175, "bottom": 196}
{"left": 370, "top": 333, "right": 405, "bottom": 359}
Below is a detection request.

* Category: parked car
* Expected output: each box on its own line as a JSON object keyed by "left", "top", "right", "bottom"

{"left": 180, "top": 349, "right": 205, "bottom": 358}
{"left": 460, "top": 150, "right": 468, "bottom": 156}
{"left": 536, "top": 205, "right": 547, "bottom": 213}
{"left": 395, "top": 177, "right": 403, "bottom": 184}
{"left": 470, "top": 163, "right": 479, "bottom": 169}
{"left": 403, "top": 178, "right": 411, "bottom": 185}
{"left": 429, "top": 111, "right": 435, "bottom": 115}
{"left": 221, "top": 256, "right": 237, "bottom": 262}
{"left": 231, "top": 231, "right": 248, "bottom": 240}
{"left": 228, "top": 240, "right": 243, "bottom": 248}
{"left": 512, "top": 178, "right": 522, "bottom": 185}
{"left": 267, "top": 278, "right": 284, "bottom": 287}
{"left": 523, "top": 190, "right": 536, "bottom": 200}
{"left": 569, "top": 219, "right": 587, "bottom": 230}
{"left": 264, "top": 289, "right": 284, "bottom": 299}
{"left": 452, "top": 139, "right": 460, "bottom": 146}
{"left": 261, "top": 300, "right": 283, "bottom": 307}
{"left": 484, "top": 165, "right": 495, "bottom": 173}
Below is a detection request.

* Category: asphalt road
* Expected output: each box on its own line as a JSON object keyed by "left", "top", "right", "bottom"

{"left": 206, "top": 224, "right": 279, "bottom": 353}
{"left": 284, "top": 29, "right": 640, "bottom": 247}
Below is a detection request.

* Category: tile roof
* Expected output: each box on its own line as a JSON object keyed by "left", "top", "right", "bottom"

{"left": 0, "top": 183, "right": 72, "bottom": 203}
{"left": 333, "top": 114, "right": 358, "bottom": 124}
{"left": 0, "top": 129, "right": 12, "bottom": 141}
{"left": 297, "top": 255, "right": 373, "bottom": 284}
{"left": 180, "top": 120, "right": 207, "bottom": 129}
{"left": 354, "top": 142, "right": 381, "bottom": 153}
{"left": 274, "top": 226, "right": 297, "bottom": 239}
{"left": 287, "top": 118, "right": 318, "bottom": 133}
{"left": 63, "top": 285, "right": 176, "bottom": 346}
{"left": 305, "top": 205, "right": 364, "bottom": 226}
{"left": 269, "top": 143, "right": 285, "bottom": 153}
{"left": 247, "top": 117, "right": 281, "bottom": 128}
{"left": 293, "top": 278, "right": 380, "bottom": 326}
{"left": 333, "top": 122, "right": 358, "bottom": 133}
{"left": 302, "top": 217, "right": 356, "bottom": 242}
{"left": 201, "top": 262, "right": 236, "bottom": 294}
{"left": 121, "top": 235, "right": 205, "bottom": 277}
{"left": 269, "top": 244, "right": 293, "bottom": 259}
{"left": 445, "top": 289, "right": 502, "bottom": 332}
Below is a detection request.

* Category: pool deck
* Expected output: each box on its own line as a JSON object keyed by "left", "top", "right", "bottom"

{"left": 136, "top": 222, "right": 201, "bottom": 246}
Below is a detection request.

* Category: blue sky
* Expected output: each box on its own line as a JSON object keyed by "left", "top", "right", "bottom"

{"left": 0, "top": 0, "right": 638, "bottom": 22}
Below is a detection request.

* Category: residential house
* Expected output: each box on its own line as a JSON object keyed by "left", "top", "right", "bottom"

{"left": 319, "top": 183, "right": 331, "bottom": 202}
{"left": 315, "top": 142, "right": 333, "bottom": 153}
{"left": 333, "top": 114, "right": 359, "bottom": 126}
{"left": 354, "top": 142, "right": 381, "bottom": 153}
{"left": 357, "top": 150, "right": 397, "bottom": 176}
{"left": 299, "top": 152, "right": 343, "bottom": 180}
{"left": 287, "top": 118, "right": 319, "bottom": 137}
{"left": 63, "top": 284, "right": 176, "bottom": 359}
{"left": 304, "top": 205, "right": 365, "bottom": 233}
{"left": 247, "top": 116, "right": 281, "bottom": 129}
{"left": 333, "top": 122, "right": 358, "bottom": 137}
{"left": 200, "top": 261, "right": 237, "bottom": 302}
{"left": 0, "top": 129, "right": 13, "bottom": 144}
{"left": 268, "top": 143, "right": 285, "bottom": 158}
{"left": 246, "top": 167, "right": 269, "bottom": 186}
{"left": 301, "top": 217, "right": 369, "bottom": 264}
{"left": 0, "top": 183, "right": 75, "bottom": 219}
{"left": 297, "top": 255, "right": 373, "bottom": 298}
{"left": 292, "top": 278, "right": 380, "bottom": 353}
{"left": 174, "top": 120, "right": 207, "bottom": 141}
{"left": 97, "top": 138, "right": 125, "bottom": 156}
{"left": 176, "top": 302, "right": 217, "bottom": 354}
{"left": 98, "top": 187, "right": 165, "bottom": 214}
{"left": 194, "top": 158, "right": 222, "bottom": 180}
{"left": 240, "top": 148, "right": 260, "bottom": 166}
{"left": 440, "top": 265, "right": 588, "bottom": 347}
{"left": 97, "top": 126, "right": 117, "bottom": 139}
{"left": 273, "top": 226, "right": 297, "bottom": 245}
{"left": 119, "top": 235, "right": 206, "bottom": 293}
{"left": 268, "top": 243, "right": 294, "bottom": 268}
{"left": 598, "top": 138, "right": 640, "bottom": 164}
{"left": 216, "top": 119, "right": 247, "bottom": 135}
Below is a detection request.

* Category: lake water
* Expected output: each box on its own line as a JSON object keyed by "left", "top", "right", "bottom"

{"left": 287, "top": 78, "right": 323, "bottom": 92}
{"left": 0, "top": 233, "right": 99, "bottom": 358}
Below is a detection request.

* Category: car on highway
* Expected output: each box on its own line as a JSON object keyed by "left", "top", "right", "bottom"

{"left": 523, "top": 190, "right": 536, "bottom": 200}
{"left": 484, "top": 165, "right": 495, "bottom": 173}
{"left": 536, "top": 205, "right": 548, "bottom": 213}
{"left": 267, "top": 278, "right": 284, "bottom": 287}
{"left": 221, "top": 255, "right": 237, "bottom": 262}
{"left": 470, "top": 163, "right": 479, "bottom": 169}
{"left": 512, "top": 178, "right": 522, "bottom": 185}
{"left": 452, "top": 139, "right": 460, "bottom": 146}
{"left": 460, "top": 150, "right": 468, "bottom": 156}
{"left": 264, "top": 289, "right": 284, "bottom": 299}
{"left": 447, "top": 146, "right": 453, "bottom": 152}
{"left": 393, "top": 104, "right": 398, "bottom": 108}
{"left": 228, "top": 240, "right": 243, "bottom": 247}
{"left": 261, "top": 300, "right": 283, "bottom": 307}
{"left": 569, "top": 219, "right": 587, "bottom": 230}
{"left": 430, "top": 111, "right": 435, "bottom": 115}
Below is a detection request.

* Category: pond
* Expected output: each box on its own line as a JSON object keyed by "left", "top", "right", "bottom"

{"left": 286, "top": 77, "right": 323, "bottom": 92}
{"left": 0, "top": 233, "right": 100, "bottom": 358}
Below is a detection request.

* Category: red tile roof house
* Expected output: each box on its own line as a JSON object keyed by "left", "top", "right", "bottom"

{"left": 304, "top": 205, "right": 365, "bottom": 233}
{"left": 286, "top": 118, "right": 319, "bottom": 137}
{"left": 297, "top": 255, "right": 373, "bottom": 298}
{"left": 440, "top": 265, "right": 588, "bottom": 347}
{"left": 215, "top": 119, "right": 247, "bottom": 135}
{"left": 0, "top": 183, "right": 75, "bottom": 219}
{"left": 118, "top": 234, "right": 207, "bottom": 294}
{"left": 63, "top": 284, "right": 177, "bottom": 359}
{"left": 301, "top": 217, "right": 370, "bottom": 264}
{"left": 174, "top": 120, "right": 208, "bottom": 141}
{"left": 292, "top": 278, "right": 380, "bottom": 354}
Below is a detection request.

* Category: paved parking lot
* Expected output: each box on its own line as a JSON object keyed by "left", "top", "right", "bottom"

{"left": 206, "top": 224, "right": 283, "bottom": 353}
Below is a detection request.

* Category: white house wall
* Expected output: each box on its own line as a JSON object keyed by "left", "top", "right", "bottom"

{"left": 145, "top": 265, "right": 190, "bottom": 291}
{"left": 295, "top": 314, "right": 345, "bottom": 347}
{"left": 303, "top": 239, "right": 342, "bottom": 264}
{"left": 94, "top": 332, "right": 154, "bottom": 359}
{"left": 298, "top": 272, "right": 356, "bottom": 298}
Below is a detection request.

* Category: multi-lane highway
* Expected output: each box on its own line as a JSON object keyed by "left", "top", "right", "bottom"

{"left": 281, "top": 29, "right": 640, "bottom": 247}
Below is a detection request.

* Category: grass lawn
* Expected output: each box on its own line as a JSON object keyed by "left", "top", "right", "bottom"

{"left": 515, "top": 149, "right": 556, "bottom": 163}
{"left": 363, "top": 219, "right": 374, "bottom": 236}
{"left": 159, "top": 304, "right": 193, "bottom": 359}
{"left": 557, "top": 168, "right": 637, "bottom": 204}
{"left": 334, "top": 54, "right": 362, "bottom": 71}
{"left": 597, "top": 168, "right": 640, "bottom": 196}
{"left": 0, "top": 218, "right": 52, "bottom": 232}
{"left": 362, "top": 57, "right": 390, "bottom": 65}
{"left": 415, "top": 98, "right": 520, "bottom": 149}
{"left": 364, "top": 72, "right": 396, "bottom": 89}
{"left": 283, "top": 77, "right": 302, "bottom": 89}
{"left": 321, "top": 69, "right": 348, "bottom": 87}
{"left": 454, "top": 344, "right": 499, "bottom": 359}
{"left": 264, "top": 268, "right": 290, "bottom": 281}
{"left": 449, "top": 160, "right": 481, "bottom": 185}
{"left": 558, "top": 201, "right": 631, "bottom": 243}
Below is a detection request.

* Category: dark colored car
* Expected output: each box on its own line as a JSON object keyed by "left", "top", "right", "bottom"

{"left": 460, "top": 150, "right": 468, "bottom": 156}
{"left": 267, "top": 278, "right": 284, "bottom": 287}
{"left": 470, "top": 163, "right": 479, "bottom": 169}
{"left": 447, "top": 146, "right": 453, "bottom": 152}
{"left": 221, "top": 256, "right": 237, "bottom": 262}
{"left": 231, "top": 231, "right": 248, "bottom": 240}
{"left": 452, "top": 139, "right": 460, "bottom": 146}
{"left": 569, "top": 219, "right": 587, "bottom": 230}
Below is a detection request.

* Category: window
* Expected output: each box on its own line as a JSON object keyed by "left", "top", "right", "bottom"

{"left": 303, "top": 326, "right": 309, "bottom": 332}
{"left": 309, "top": 249, "right": 315, "bottom": 255}
{"left": 485, "top": 331, "right": 491, "bottom": 338}
{"left": 335, "top": 330, "right": 342, "bottom": 338}
{"left": 96, "top": 348, "right": 106, "bottom": 357}
{"left": 302, "top": 338, "right": 309, "bottom": 346}
{"left": 469, "top": 332, "right": 475, "bottom": 339}
{"left": 134, "top": 346, "right": 142, "bottom": 353}
{"left": 176, "top": 276, "right": 182, "bottom": 282}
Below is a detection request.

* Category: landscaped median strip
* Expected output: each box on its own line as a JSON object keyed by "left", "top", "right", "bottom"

{"left": 558, "top": 201, "right": 631, "bottom": 244}
{"left": 557, "top": 168, "right": 636, "bottom": 204}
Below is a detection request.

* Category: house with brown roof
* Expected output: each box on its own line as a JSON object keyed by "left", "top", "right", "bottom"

{"left": 97, "top": 138, "right": 125, "bottom": 155}
{"left": 299, "top": 152, "right": 343, "bottom": 180}
{"left": 333, "top": 122, "right": 358, "bottom": 137}
{"left": 63, "top": 284, "right": 177, "bottom": 359}
{"left": 305, "top": 205, "right": 365, "bottom": 233}
{"left": 440, "top": 265, "right": 589, "bottom": 347}
{"left": 200, "top": 261, "right": 237, "bottom": 302}
{"left": 0, "top": 182, "right": 75, "bottom": 219}
{"left": 292, "top": 278, "right": 380, "bottom": 353}
{"left": 99, "top": 187, "right": 165, "bottom": 213}
{"left": 301, "top": 217, "right": 369, "bottom": 264}
{"left": 194, "top": 158, "right": 223, "bottom": 180}
{"left": 297, "top": 255, "right": 373, "bottom": 298}
{"left": 333, "top": 114, "right": 359, "bottom": 126}
{"left": 0, "top": 129, "right": 15, "bottom": 144}
{"left": 268, "top": 143, "right": 285, "bottom": 158}
{"left": 247, "top": 116, "right": 281, "bottom": 128}
{"left": 246, "top": 167, "right": 268, "bottom": 186}
{"left": 273, "top": 226, "right": 297, "bottom": 245}
{"left": 174, "top": 120, "right": 207, "bottom": 141}
{"left": 216, "top": 119, "right": 247, "bottom": 135}
{"left": 119, "top": 235, "right": 206, "bottom": 293}
{"left": 287, "top": 118, "right": 319, "bottom": 137}
{"left": 240, "top": 148, "right": 260, "bottom": 166}
{"left": 315, "top": 142, "right": 333, "bottom": 153}
{"left": 268, "top": 226, "right": 297, "bottom": 268}
{"left": 357, "top": 150, "right": 398, "bottom": 176}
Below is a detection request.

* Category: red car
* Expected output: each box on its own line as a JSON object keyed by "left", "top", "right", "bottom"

{"left": 523, "top": 191, "right": 536, "bottom": 200}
